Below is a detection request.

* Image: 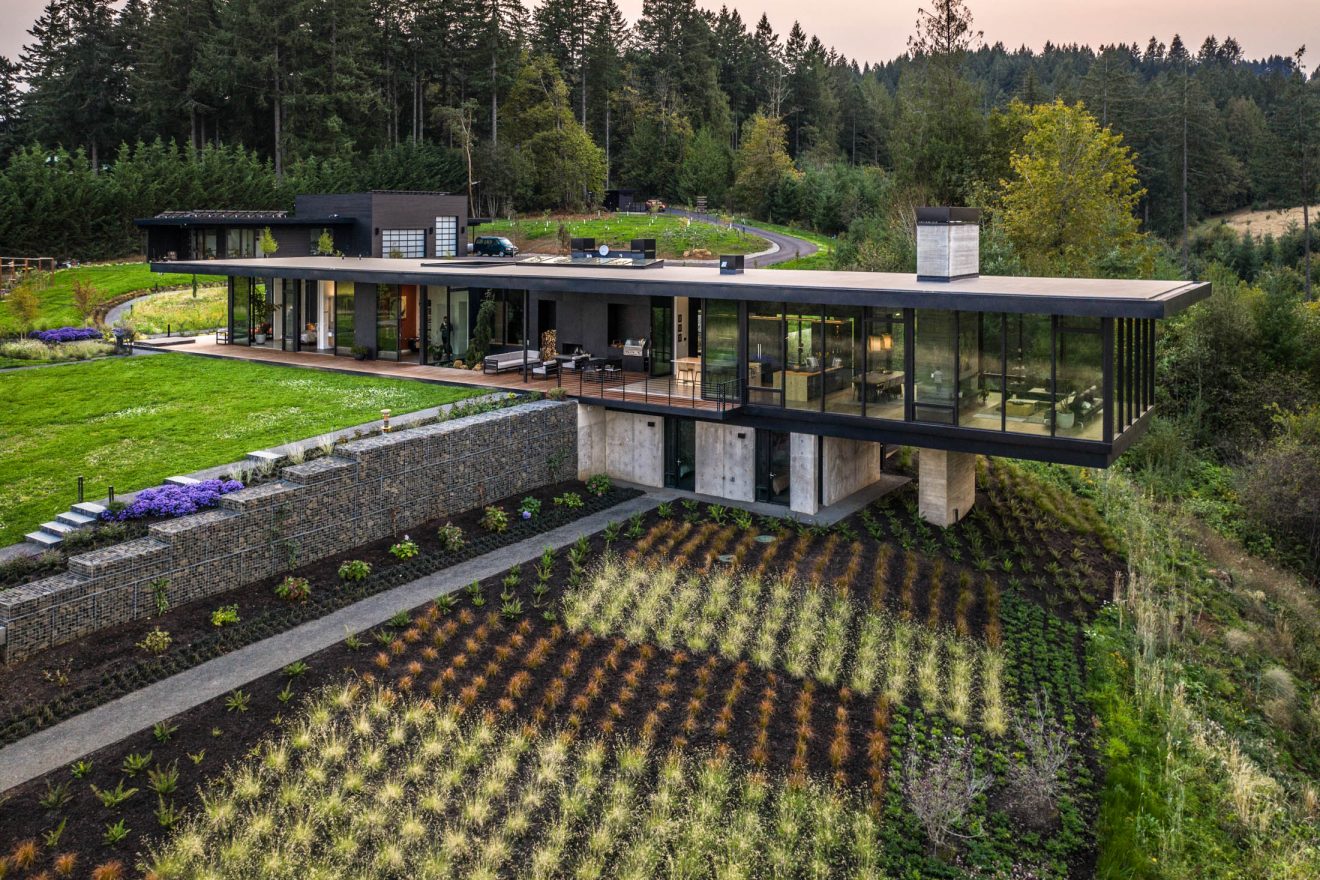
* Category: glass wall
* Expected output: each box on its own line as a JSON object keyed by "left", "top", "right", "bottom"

{"left": 229, "top": 277, "right": 250, "bottom": 345}
{"left": 956, "top": 312, "right": 981, "bottom": 424}
{"left": 864, "top": 310, "right": 905, "bottom": 420}
{"left": 702, "top": 299, "right": 739, "bottom": 395}
{"left": 376, "top": 284, "right": 400, "bottom": 361}
{"left": 973, "top": 314, "right": 1006, "bottom": 431}
{"left": 823, "top": 305, "right": 863, "bottom": 416}
{"left": 225, "top": 228, "right": 256, "bottom": 258}
{"left": 912, "top": 309, "right": 956, "bottom": 424}
{"left": 450, "top": 290, "right": 471, "bottom": 361}
{"left": 1003, "top": 314, "right": 1053, "bottom": 436}
{"left": 747, "top": 301, "right": 785, "bottom": 405}
{"left": 334, "top": 284, "right": 355, "bottom": 356}
{"left": 785, "top": 308, "right": 823, "bottom": 411}
{"left": 1055, "top": 317, "right": 1104, "bottom": 439}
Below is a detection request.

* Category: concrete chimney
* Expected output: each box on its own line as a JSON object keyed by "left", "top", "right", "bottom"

{"left": 915, "top": 207, "right": 981, "bottom": 282}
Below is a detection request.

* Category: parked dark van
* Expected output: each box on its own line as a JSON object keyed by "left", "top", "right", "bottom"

{"left": 472, "top": 235, "right": 519, "bottom": 257}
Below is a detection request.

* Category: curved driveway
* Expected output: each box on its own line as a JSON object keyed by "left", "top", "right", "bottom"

{"left": 670, "top": 209, "right": 819, "bottom": 268}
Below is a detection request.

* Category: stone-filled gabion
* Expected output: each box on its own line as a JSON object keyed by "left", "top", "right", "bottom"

{"left": 0, "top": 400, "right": 577, "bottom": 661}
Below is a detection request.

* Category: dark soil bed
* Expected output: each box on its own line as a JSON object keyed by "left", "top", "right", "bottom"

{"left": 0, "top": 481, "right": 640, "bottom": 746}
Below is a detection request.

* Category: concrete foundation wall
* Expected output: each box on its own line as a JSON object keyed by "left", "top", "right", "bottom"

{"left": 918, "top": 448, "right": 977, "bottom": 527}
{"left": 576, "top": 404, "right": 663, "bottom": 488}
{"left": 604, "top": 411, "right": 665, "bottom": 487}
{"left": 821, "top": 436, "right": 883, "bottom": 507}
{"left": 790, "top": 433, "right": 820, "bottom": 515}
{"left": 695, "top": 422, "right": 755, "bottom": 502}
{"left": 0, "top": 401, "right": 577, "bottom": 662}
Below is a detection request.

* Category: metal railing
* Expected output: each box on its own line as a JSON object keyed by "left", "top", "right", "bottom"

{"left": 570, "top": 366, "right": 743, "bottom": 414}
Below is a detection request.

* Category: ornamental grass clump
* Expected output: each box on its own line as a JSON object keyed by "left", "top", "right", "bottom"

{"left": 100, "top": 479, "right": 244, "bottom": 522}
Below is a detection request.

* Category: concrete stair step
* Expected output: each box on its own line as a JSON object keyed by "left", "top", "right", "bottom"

{"left": 56, "top": 510, "right": 98, "bottom": 528}
{"left": 24, "top": 531, "right": 62, "bottom": 548}
{"left": 72, "top": 501, "right": 108, "bottom": 517}
{"left": 164, "top": 476, "right": 201, "bottom": 486}
{"left": 40, "top": 521, "right": 75, "bottom": 537}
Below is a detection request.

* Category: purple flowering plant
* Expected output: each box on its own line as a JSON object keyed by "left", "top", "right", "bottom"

{"left": 100, "top": 479, "right": 244, "bottom": 522}
{"left": 32, "top": 326, "right": 102, "bottom": 344}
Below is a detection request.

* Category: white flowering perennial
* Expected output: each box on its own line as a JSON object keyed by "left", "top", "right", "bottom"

{"left": 564, "top": 556, "right": 1009, "bottom": 731}
{"left": 145, "top": 685, "right": 882, "bottom": 880}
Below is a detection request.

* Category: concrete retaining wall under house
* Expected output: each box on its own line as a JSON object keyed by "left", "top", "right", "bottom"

{"left": 0, "top": 400, "right": 577, "bottom": 662}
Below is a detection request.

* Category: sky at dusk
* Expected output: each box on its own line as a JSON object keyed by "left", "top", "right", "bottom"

{"left": 0, "top": 0, "right": 1316, "bottom": 72}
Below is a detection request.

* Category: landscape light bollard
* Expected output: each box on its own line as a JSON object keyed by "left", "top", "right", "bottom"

{"left": 381, "top": 409, "right": 391, "bottom": 433}
{"left": 77, "top": 476, "right": 84, "bottom": 504}
{"left": 108, "top": 486, "right": 114, "bottom": 506}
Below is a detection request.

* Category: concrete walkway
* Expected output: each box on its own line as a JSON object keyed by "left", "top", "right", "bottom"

{"left": 0, "top": 492, "right": 660, "bottom": 794}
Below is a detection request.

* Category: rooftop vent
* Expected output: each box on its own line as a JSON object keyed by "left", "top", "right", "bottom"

{"left": 916, "top": 207, "right": 980, "bottom": 282}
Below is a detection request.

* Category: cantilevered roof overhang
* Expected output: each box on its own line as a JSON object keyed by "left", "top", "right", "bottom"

{"left": 152, "top": 256, "right": 1211, "bottom": 319}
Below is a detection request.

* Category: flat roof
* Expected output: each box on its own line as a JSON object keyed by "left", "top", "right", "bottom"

{"left": 152, "top": 256, "right": 1210, "bottom": 318}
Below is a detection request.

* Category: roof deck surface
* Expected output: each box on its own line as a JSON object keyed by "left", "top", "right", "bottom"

{"left": 154, "top": 256, "right": 1209, "bottom": 318}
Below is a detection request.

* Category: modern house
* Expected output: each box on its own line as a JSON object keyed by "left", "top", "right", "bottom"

{"left": 145, "top": 204, "right": 1209, "bottom": 526}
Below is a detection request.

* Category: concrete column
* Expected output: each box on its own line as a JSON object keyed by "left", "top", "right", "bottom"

{"left": 918, "top": 449, "right": 976, "bottom": 527}
{"left": 577, "top": 404, "right": 606, "bottom": 480}
{"left": 695, "top": 422, "right": 755, "bottom": 502}
{"left": 821, "top": 436, "right": 883, "bottom": 507}
{"left": 790, "top": 433, "right": 819, "bottom": 516}
{"left": 604, "top": 411, "right": 664, "bottom": 488}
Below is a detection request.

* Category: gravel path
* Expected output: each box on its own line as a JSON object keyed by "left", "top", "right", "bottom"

{"left": 0, "top": 493, "right": 660, "bottom": 794}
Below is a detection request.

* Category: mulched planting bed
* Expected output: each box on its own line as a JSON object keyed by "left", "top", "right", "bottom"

{"left": 0, "top": 481, "right": 640, "bottom": 747}
{"left": 0, "top": 461, "right": 1118, "bottom": 879}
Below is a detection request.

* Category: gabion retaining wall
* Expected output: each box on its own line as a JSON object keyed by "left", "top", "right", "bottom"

{"left": 0, "top": 400, "right": 577, "bottom": 661}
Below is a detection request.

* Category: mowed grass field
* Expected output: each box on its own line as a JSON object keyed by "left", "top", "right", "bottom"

{"left": 0, "top": 355, "right": 483, "bottom": 545}
{"left": 0, "top": 263, "right": 222, "bottom": 333}
{"left": 122, "top": 285, "right": 228, "bottom": 335}
{"left": 481, "top": 214, "right": 768, "bottom": 258}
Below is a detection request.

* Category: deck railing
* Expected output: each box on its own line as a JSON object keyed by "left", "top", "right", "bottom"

{"left": 571, "top": 367, "right": 742, "bottom": 414}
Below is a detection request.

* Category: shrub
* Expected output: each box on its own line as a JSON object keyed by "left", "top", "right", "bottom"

{"left": 100, "top": 479, "right": 244, "bottom": 522}
{"left": 518, "top": 496, "right": 542, "bottom": 518}
{"left": 389, "top": 536, "right": 420, "bottom": 560}
{"left": 210, "top": 605, "right": 239, "bottom": 627}
{"left": 437, "top": 522, "right": 465, "bottom": 552}
{"left": 547, "top": 386, "right": 569, "bottom": 401}
{"left": 481, "top": 506, "right": 510, "bottom": 533}
{"left": 554, "top": 491, "right": 584, "bottom": 510}
{"left": 1005, "top": 698, "right": 1072, "bottom": 829}
{"left": 338, "top": 559, "right": 372, "bottom": 581}
{"left": 33, "top": 326, "right": 102, "bottom": 344}
{"left": 275, "top": 576, "right": 311, "bottom": 602}
{"left": 586, "top": 474, "right": 612, "bottom": 496}
{"left": 902, "top": 744, "right": 992, "bottom": 857}
{"left": 136, "top": 628, "right": 172, "bottom": 655}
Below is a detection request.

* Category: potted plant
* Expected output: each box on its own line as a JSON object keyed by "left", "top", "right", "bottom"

{"left": 351, "top": 344, "right": 371, "bottom": 361}
{"left": 1055, "top": 403, "right": 1075, "bottom": 430}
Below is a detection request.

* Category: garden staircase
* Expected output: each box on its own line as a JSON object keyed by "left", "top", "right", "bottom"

{"left": 24, "top": 502, "right": 106, "bottom": 549}
{"left": 23, "top": 474, "right": 201, "bottom": 548}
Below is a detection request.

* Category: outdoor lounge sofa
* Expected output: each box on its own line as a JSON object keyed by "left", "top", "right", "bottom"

{"left": 483, "top": 349, "right": 541, "bottom": 374}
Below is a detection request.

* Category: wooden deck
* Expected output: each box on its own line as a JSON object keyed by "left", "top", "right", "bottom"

{"left": 148, "top": 336, "right": 730, "bottom": 413}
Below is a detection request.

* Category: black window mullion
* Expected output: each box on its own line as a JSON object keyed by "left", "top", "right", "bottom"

{"left": 1147, "top": 319, "right": 1156, "bottom": 414}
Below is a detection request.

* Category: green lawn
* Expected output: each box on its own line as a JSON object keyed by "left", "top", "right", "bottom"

{"left": 481, "top": 214, "right": 768, "bottom": 258}
{"left": 0, "top": 263, "right": 223, "bottom": 334}
{"left": 123, "top": 286, "right": 228, "bottom": 335}
{"left": 0, "top": 355, "right": 483, "bottom": 545}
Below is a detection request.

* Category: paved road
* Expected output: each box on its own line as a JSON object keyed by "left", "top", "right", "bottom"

{"left": 670, "top": 209, "right": 820, "bottom": 268}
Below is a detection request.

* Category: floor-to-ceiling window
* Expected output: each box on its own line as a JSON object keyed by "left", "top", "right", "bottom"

{"left": 702, "top": 299, "right": 739, "bottom": 396}
{"left": 1003, "top": 314, "right": 1053, "bottom": 436}
{"left": 1056, "top": 317, "right": 1104, "bottom": 439}
{"left": 229, "top": 277, "right": 250, "bottom": 345}
{"left": 334, "top": 284, "right": 355, "bottom": 356}
{"left": 650, "top": 297, "right": 673, "bottom": 376}
{"left": 864, "top": 309, "right": 905, "bottom": 420}
{"left": 785, "top": 307, "right": 823, "bottom": 412}
{"left": 225, "top": 228, "right": 256, "bottom": 258}
{"left": 912, "top": 309, "right": 957, "bottom": 424}
{"left": 376, "top": 284, "right": 401, "bottom": 360}
{"left": 823, "top": 305, "right": 864, "bottom": 416}
{"left": 449, "top": 289, "right": 471, "bottom": 361}
{"left": 747, "top": 301, "right": 785, "bottom": 406}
